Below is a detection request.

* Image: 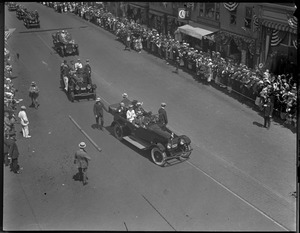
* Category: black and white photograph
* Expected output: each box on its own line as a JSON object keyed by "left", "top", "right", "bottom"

{"left": 3, "top": 2, "right": 298, "bottom": 231}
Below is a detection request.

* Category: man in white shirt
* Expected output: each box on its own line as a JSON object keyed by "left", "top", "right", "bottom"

{"left": 126, "top": 104, "right": 136, "bottom": 123}
{"left": 18, "top": 106, "right": 31, "bottom": 138}
{"left": 74, "top": 58, "right": 83, "bottom": 71}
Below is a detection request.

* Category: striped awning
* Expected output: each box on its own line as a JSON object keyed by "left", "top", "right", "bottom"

{"left": 262, "top": 19, "right": 297, "bottom": 34}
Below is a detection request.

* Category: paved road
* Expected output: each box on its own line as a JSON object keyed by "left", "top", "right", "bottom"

{"left": 4, "top": 2, "right": 296, "bottom": 231}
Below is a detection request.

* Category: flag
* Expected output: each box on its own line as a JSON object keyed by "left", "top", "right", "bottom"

{"left": 287, "top": 16, "right": 298, "bottom": 29}
{"left": 252, "top": 14, "right": 259, "bottom": 32}
{"left": 223, "top": 3, "right": 239, "bottom": 12}
{"left": 270, "top": 30, "right": 281, "bottom": 47}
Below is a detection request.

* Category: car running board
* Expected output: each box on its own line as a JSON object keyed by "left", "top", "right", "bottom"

{"left": 123, "top": 136, "right": 148, "bottom": 150}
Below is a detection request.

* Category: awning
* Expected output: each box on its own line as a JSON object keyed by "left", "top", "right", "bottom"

{"left": 262, "top": 19, "right": 297, "bottom": 34}
{"left": 129, "top": 3, "right": 145, "bottom": 9}
{"left": 149, "top": 10, "right": 164, "bottom": 17}
{"left": 177, "top": 24, "right": 217, "bottom": 41}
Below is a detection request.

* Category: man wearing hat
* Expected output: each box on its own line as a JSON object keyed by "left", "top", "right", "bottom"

{"left": 6, "top": 132, "right": 22, "bottom": 174}
{"left": 74, "top": 142, "right": 91, "bottom": 185}
{"left": 262, "top": 97, "right": 274, "bottom": 129}
{"left": 93, "top": 97, "right": 106, "bottom": 130}
{"left": 74, "top": 58, "right": 83, "bottom": 71}
{"left": 158, "top": 102, "right": 168, "bottom": 130}
{"left": 18, "top": 106, "right": 31, "bottom": 138}
{"left": 83, "top": 59, "right": 91, "bottom": 79}
{"left": 29, "top": 81, "right": 40, "bottom": 109}
{"left": 126, "top": 104, "right": 137, "bottom": 123}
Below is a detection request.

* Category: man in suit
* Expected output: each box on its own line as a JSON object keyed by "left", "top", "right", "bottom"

{"left": 158, "top": 102, "right": 168, "bottom": 130}
{"left": 6, "top": 133, "right": 22, "bottom": 174}
{"left": 93, "top": 97, "right": 106, "bottom": 130}
{"left": 263, "top": 97, "right": 274, "bottom": 129}
{"left": 74, "top": 142, "right": 91, "bottom": 185}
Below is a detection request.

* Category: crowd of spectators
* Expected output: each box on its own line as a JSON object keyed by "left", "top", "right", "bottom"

{"left": 41, "top": 2, "right": 297, "bottom": 129}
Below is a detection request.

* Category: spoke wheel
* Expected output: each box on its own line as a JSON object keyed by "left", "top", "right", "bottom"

{"left": 151, "top": 147, "right": 166, "bottom": 166}
{"left": 114, "top": 124, "right": 123, "bottom": 140}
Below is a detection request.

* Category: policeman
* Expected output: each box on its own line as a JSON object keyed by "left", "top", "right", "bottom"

{"left": 83, "top": 59, "right": 91, "bottom": 80}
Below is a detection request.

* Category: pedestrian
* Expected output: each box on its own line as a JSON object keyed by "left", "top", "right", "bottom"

{"left": 83, "top": 59, "right": 91, "bottom": 79}
{"left": 263, "top": 97, "right": 274, "bottom": 129}
{"left": 18, "top": 106, "right": 31, "bottom": 138}
{"left": 74, "top": 142, "right": 91, "bottom": 185}
{"left": 175, "top": 57, "right": 180, "bottom": 73}
{"left": 125, "top": 33, "right": 131, "bottom": 51}
{"left": 6, "top": 133, "right": 22, "bottom": 174}
{"left": 93, "top": 97, "right": 106, "bottom": 130}
{"left": 29, "top": 81, "right": 40, "bottom": 109}
{"left": 158, "top": 102, "right": 168, "bottom": 129}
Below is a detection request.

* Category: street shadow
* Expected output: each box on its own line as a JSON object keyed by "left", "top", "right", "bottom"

{"left": 253, "top": 121, "right": 264, "bottom": 128}
{"left": 72, "top": 172, "right": 82, "bottom": 182}
{"left": 9, "top": 75, "right": 18, "bottom": 80}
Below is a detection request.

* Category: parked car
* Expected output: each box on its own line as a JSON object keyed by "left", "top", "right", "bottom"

{"left": 52, "top": 30, "right": 79, "bottom": 57}
{"left": 108, "top": 100, "right": 193, "bottom": 166}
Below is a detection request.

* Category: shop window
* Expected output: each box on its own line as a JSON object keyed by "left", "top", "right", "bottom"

{"left": 230, "top": 9, "right": 237, "bottom": 25}
{"left": 244, "top": 7, "right": 252, "bottom": 29}
{"left": 198, "top": 3, "right": 220, "bottom": 21}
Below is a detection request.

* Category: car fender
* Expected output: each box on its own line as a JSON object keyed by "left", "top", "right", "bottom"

{"left": 155, "top": 142, "right": 166, "bottom": 152}
{"left": 180, "top": 135, "right": 191, "bottom": 144}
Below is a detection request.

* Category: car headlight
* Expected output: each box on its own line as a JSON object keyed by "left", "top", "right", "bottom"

{"left": 87, "top": 84, "right": 91, "bottom": 89}
{"left": 75, "top": 85, "right": 80, "bottom": 90}
{"left": 167, "top": 143, "right": 171, "bottom": 149}
{"left": 180, "top": 139, "right": 185, "bottom": 145}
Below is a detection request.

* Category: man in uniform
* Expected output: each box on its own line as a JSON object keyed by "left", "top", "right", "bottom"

{"left": 83, "top": 59, "right": 91, "bottom": 80}
{"left": 158, "top": 102, "right": 168, "bottom": 130}
{"left": 6, "top": 133, "right": 22, "bottom": 174}
{"left": 29, "top": 81, "right": 40, "bottom": 109}
{"left": 74, "top": 142, "right": 91, "bottom": 185}
{"left": 263, "top": 97, "right": 274, "bottom": 129}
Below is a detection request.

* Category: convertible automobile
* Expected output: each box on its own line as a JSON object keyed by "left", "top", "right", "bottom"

{"left": 61, "top": 68, "right": 97, "bottom": 102}
{"left": 52, "top": 30, "right": 79, "bottom": 57}
{"left": 8, "top": 2, "right": 17, "bottom": 11}
{"left": 24, "top": 11, "right": 40, "bottom": 28}
{"left": 16, "top": 6, "right": 28, "bottom": 20}
{"left": 109, "top": 100, "right": 193, "bottom": 166}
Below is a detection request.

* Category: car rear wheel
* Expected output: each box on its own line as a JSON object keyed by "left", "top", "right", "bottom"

{"left": 151, "top": 147, "right": 166, "bottom": 166}
{"left": 114, "top": 123, "right": 123, "bottom": 140}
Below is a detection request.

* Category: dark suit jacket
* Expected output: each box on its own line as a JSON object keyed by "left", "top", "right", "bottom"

{"left": 7, "top": 138, "right": 19, "bottom": 159}
{"left": 263, "top": 102, "right": 274, "bottom": 117}
{"left": 158, "top": 107, "right": 168, "bottom": 125}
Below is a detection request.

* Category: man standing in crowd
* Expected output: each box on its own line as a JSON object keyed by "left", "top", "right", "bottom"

{"left": 6, "top": 133, "right": 22, "bottom": 174}
{"left": 93, "top": 97, "right": 106, "bottom": 130}
{"left": 29, "top": 81, "right": 40, "bottom": 109}
{"left": 18, "top": 106, "right": 31, "bottom": 138}
{"left": 158, "top": 102, "right": 168, "bottom": 130}
{"left": 74, "top": 142, "right": 91, "bottom": 185}
{"left": 263, "top": 97, "right": 274, "bottom": 129}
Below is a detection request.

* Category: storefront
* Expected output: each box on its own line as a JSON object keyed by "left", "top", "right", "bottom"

{"left": 261, "top": 19, "right": 297, "bottom": 75}
{"left": 148, "top": 9, "right": 165, "bottom": 34}
{"left": 214, "top": 31, "right": 256, "bottom": 68}
{"left": 127, "top": 3, "right": 148, "bottom": 25}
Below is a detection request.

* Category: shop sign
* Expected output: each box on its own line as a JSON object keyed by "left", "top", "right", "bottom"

{"left": 178, "top": 8, "right": 190, "bottom": 20}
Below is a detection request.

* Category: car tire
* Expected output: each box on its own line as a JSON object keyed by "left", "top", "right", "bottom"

{"left": 69, "top": 91, "right": 74, "bottom": 102}
{"left": 179, "top": 144, "right": 192, "bottom": 159}
{"left": 114, "top": 123, "right": 123, "bottom": 141}
{"left": 151, "top": 147, "right": 166, "bottom": 167}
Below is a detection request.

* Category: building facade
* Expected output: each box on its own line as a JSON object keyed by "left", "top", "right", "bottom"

{"left": 106, "top": 2, "right": 297, "bottom": 70}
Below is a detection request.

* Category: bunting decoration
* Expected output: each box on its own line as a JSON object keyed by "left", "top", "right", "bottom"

{"left": 270, "top": 30, "right": 281, "bottom": 47}
{"left": 223, "top": 3, "right": 239, "bottom": 12}
{"left": 252, "top": 14, "right": 259, "bottom": 32}
{"left": 287, "top": 16, "right": 298, "bottom": 29}
{"left": 4, "top": 28, "right": 16, "bottom": 44}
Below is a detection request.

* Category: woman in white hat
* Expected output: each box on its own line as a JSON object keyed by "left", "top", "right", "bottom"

{"left": 18, "top": 106, "right": 31, "bottom": 138}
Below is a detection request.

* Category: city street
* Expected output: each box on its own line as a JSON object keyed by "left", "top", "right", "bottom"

{"left": 3, "top": 2, "right": 296, "bottom": 231}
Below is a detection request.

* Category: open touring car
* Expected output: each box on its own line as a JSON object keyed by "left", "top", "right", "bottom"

{"left": 108, "top": 100, "right": 193, "bottom": 166}
{"left": 24, "top": 12, "right": 40, "bottom": 28}
{"left": 52, "top": 30, "right": 79, "bottom": 57}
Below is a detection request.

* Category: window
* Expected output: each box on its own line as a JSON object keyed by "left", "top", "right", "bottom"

{"left": 198, "top": 3, "right": 220, "bottom": 21}
{"left": 230, "top": 8, "right": 237, "bottom": 25}
{"left": 244, "top": 7, "right": 252, "bottom": 29}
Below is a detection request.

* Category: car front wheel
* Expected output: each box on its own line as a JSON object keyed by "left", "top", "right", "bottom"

{"left": 179, "top": 144, "right": 192, "bottom": 159}
{"left": 151, "top": 147, "right": 166, "bottom": 166}
{"left": 114, "top": 123, "right": 123, "bottom": 140}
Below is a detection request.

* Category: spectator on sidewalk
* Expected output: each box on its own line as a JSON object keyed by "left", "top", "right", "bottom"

{"left": 74, "top": 142, "right": 91, "bottom": 185}
{"left": 6, "top": 133, "right": 22, "bottom": 174}
{"left": 18, "top": 106, "right": 31, "bottom": 138}
{"left": 29, "top": 81, "right": 40, "bottom": 109}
